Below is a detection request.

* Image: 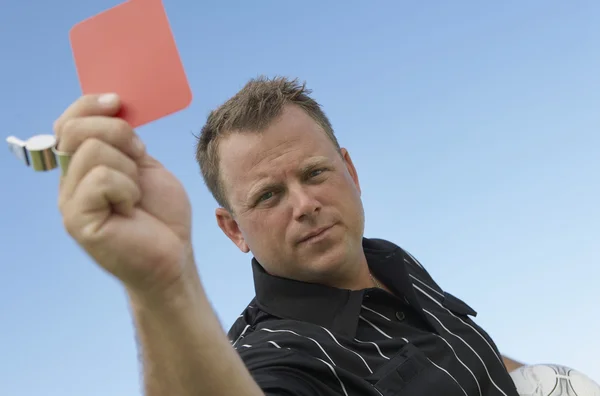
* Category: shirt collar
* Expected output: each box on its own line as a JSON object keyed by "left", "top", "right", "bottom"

{"left": 252, "top": 237, "right": 409, "bottom": 338}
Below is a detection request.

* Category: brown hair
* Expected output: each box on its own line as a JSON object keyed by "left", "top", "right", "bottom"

{"left": 195, "top": 76, "right": 341, "bottom": 211}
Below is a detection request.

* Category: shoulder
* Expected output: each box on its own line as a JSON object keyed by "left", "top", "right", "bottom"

{"left": 401, "top": 246, "right": 446, "bottom": 294}
{"left": 227, "top": 298, "right": 264, "bottom": 345}
{"left": 377, "top": 238, "right": 478, "bottom": 313}
{"left": 369, "top": 237, "right": 446, "bottom": 293}
{"left": 395, "top": 244, "right": 484, "bottom": 325}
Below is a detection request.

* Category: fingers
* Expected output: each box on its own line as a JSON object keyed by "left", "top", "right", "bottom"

{"left": 59, "top": 138, "right": 139, "bottom": 207}
{"left": 57, "top": 115, "right": 144, "bottom": 160}
{"left": 53, "top": 93, "right": 121, "bottom": 136}
{"left": 54, "top": 94, "right": 146, "bottom": 240}
{"left": 62, "top": 165, "right": 142, "bottom": 240}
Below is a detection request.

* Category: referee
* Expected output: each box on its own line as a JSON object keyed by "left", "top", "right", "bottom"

{"left": 54, "top": 76, "right": 524, "bottom": 396}
{"left": 229, "top": 238, "right": 521, "bottom": 395}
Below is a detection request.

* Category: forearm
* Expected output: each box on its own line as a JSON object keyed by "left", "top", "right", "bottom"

{"left": 128, "top": 262, "right": 264, "bottom": 396}
{"left": 502, "top": 355, "right": 524, "bottom": 372}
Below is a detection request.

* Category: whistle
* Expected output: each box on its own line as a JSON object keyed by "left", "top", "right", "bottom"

{"left": 6, "top": 134, "right": 59, "bottom": 171}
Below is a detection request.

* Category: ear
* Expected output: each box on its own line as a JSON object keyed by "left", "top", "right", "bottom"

{"left": 340, "top": 148, "right": 361, "bottom": 194}
{"left": 216, "top": 207, "right": 250, "bottom": 253}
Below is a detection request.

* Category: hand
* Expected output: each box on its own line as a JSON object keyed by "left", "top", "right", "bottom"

{"left": 54, "top": 94, "right": 193, "bottom": 296}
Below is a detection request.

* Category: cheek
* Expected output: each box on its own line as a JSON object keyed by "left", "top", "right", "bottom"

{"left": 326, "top": 177, "right": 363, "bottom": 216}
{"left": 245, "top": 210, "right": 285, "bottom": 242}
{"left": 328, "top": 174, "right": 360, "bottom": 201}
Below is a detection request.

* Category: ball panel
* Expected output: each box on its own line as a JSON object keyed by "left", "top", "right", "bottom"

{"left": 568, "top": 370, "right": 600, "bottom": 396}
{"left": 510, "top": 364, "right": 600, "bottom": 396}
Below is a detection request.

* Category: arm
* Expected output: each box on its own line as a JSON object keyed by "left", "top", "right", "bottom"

{"left": 129, "top": 258, "right": 265, "bottom": 396}
{"left": 501, "top": 355, "right": 525, "bottom": 373}
{"left": 52, "top": 94, "right": 264, "bottom": 396}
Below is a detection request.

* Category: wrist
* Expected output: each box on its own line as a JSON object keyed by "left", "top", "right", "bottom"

{"left": 126, "top": 250, "right": 203, "bottom": 315}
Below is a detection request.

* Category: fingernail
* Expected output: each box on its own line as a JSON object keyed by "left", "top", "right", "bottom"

{"left": 98, "top": 93, "right": 119, "bottom": 106}
{"left": 132, "top": 135, "right": 145, "bottom": 156}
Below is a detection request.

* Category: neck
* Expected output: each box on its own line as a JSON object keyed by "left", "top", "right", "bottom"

{"left": 353, "top": 252, "right": 391, "bottom": 293}
{"left": 335, "top": 249, "right": 375, "bottom": 291}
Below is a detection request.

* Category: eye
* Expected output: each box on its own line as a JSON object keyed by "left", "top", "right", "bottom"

{"left": 257, "top": 191, "right": 274, "bottom": 203}
{"left": 309, "top": 168, "right": 325, "bottom": 178}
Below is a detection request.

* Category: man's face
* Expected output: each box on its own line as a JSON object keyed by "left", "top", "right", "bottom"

{"left": 216, "top": 104, "right": 365, "bottom": 285}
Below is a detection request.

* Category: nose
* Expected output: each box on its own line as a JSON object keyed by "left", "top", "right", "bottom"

{"left": 290, "top": 185, "right": 321, "bottom": 221}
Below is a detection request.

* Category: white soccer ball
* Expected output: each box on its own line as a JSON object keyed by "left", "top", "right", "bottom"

{"left": 510, "top": 364, "right": 600, "bottom": 396}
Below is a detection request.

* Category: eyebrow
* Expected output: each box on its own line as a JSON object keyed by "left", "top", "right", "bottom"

{"left": 298, "top": 156, "right": 330, "bottom": 174}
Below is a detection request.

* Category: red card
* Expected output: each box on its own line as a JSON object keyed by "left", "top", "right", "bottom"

{"left": 69, "top": 0, "right": 192, "bottom": 128}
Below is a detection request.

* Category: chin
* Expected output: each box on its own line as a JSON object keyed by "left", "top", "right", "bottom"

{"left": 302, "top": 236, "right": 355, "bottom": 279}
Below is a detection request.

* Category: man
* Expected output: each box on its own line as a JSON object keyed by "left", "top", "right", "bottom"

{"left": 54, "top": 76, "right": 523, "bottom": 395}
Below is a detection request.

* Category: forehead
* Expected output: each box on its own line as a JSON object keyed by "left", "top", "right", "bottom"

{"left": 218, "top": 105, "right": 337, "bottom": 194}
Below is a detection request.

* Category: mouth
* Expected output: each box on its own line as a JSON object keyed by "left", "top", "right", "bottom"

{"left": 298, "top": 225, "right": 334, "bottom": 244}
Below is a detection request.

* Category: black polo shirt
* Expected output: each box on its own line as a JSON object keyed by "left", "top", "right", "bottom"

{"left": 228, "top": 238, "right": 519, "bottom": 396}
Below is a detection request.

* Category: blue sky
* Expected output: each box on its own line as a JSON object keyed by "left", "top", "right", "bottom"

{"left": 1, "top": 1, "right": 599, "bottom": 394}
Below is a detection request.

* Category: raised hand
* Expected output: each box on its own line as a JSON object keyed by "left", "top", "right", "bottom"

{"left": 54, "top": 93, "right": 193, "bottom": 296}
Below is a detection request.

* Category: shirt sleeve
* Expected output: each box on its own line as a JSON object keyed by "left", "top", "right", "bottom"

{"left": 236, "top": 345, "right": 329, "bottom": 396}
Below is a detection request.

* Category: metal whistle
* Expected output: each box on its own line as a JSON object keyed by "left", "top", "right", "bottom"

{"left": 6, "top": 134, "right": 59, "bottom": 172}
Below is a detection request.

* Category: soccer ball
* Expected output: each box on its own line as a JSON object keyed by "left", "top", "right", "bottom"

{"left": 510, "top": 364, "right": 600, "bottom": 396}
